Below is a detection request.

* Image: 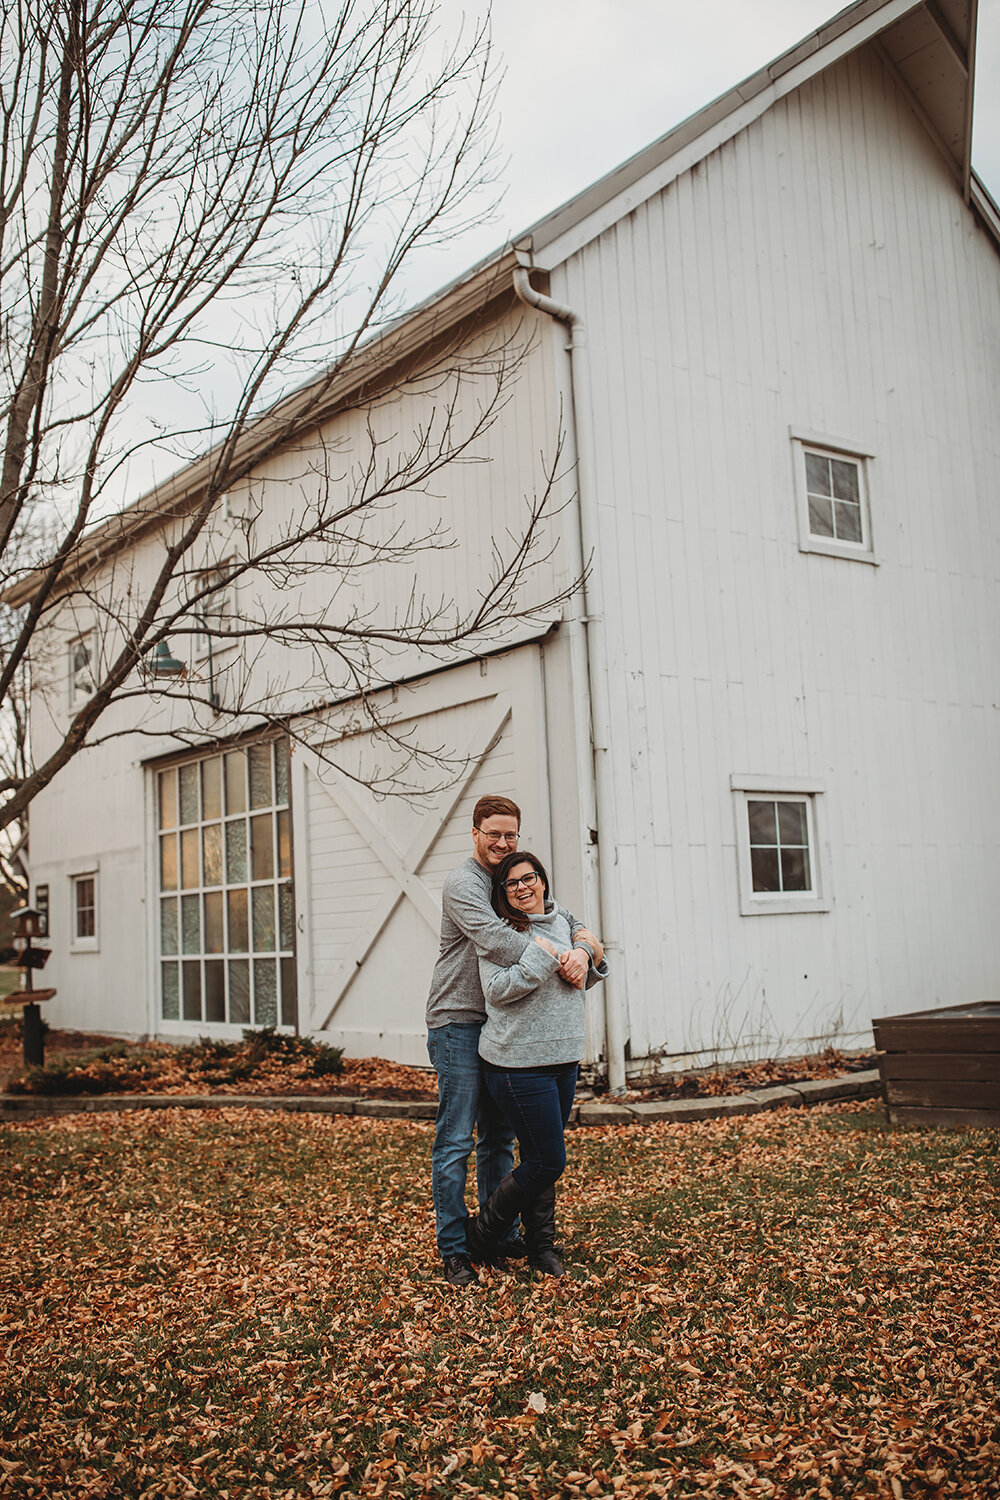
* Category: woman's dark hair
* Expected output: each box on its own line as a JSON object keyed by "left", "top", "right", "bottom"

{"left": 490, "top": 850, "right": 550, "bottom": 932}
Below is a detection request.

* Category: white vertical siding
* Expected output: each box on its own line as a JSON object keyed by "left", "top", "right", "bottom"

{"left": 554, "top": 43, "right": 1000, "bottom": 1063}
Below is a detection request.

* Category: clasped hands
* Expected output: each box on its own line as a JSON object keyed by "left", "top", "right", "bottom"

{"left": 533, "top": 927, "right": 604, "bottom": 988}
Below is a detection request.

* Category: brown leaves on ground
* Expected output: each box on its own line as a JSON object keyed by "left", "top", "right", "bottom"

{"left": 2, "top": 1102, "right": 998, "bottom": 1498}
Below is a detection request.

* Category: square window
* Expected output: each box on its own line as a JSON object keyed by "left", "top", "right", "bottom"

{"left": 69, "top": 631, "right": 98, "bottom": 708}
{"left": 71, "top": 872, "right": 99, "bottom": 950}
{"left": 731, "top": 776, "right": 830, "bottom": 915}
{"left": 791, "top": 431, "right": 875, "bottom": 564}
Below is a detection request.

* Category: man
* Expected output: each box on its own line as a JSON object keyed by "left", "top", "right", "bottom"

{"left": 426, "top": 795, "right": 592, "bottom": 1286}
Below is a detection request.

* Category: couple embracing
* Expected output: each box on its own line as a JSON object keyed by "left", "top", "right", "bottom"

{"left": 425, "top": 796, "right": 608, "bottom": 1287}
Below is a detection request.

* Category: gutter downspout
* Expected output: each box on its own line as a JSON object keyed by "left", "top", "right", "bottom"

{"left": 512, "top": 259, "right": 628, "bottom": 1094}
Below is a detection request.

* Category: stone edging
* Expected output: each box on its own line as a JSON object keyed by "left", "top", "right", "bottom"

{"left": 0, "top": 1070, "right": 882, "bottom": 1124}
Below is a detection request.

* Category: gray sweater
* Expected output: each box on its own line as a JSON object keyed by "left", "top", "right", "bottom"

{"left": 477, "top": 902, "right": 609, "bottom": 1068}
{"left": 426, "top": 859, "right": 590, "bottom": 1029}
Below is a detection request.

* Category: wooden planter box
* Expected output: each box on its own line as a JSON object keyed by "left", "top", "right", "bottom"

{"left": 873, "top": 1002, "right": 1000, "bottom": 1128}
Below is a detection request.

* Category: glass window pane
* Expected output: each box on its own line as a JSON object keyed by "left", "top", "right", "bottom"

{"left": 202, "top": 824, "right": 223, "bottom": 886}
{"left": 252, "top": 886, "right": 276, "bottom": 951}
{"left": 202, "top": 756, "right": 222, "bottom": 820}
{"left": 808, "top": 495, "right": 835, "bottom": 538}
{"left": 182, "top": 961, "right": 202, "bottom": 1021}
{"left": 781, "top": 846, "right": 810, "bottom": 891}
{"left": 249, "top": 744, "right": 272, "bottom": 808}
{"left": 160, "top": 834, "right": 178, "bottom": 892}
{"left": 277, "top": 809, "right": 291, "bottom": 879}
{"left": 182, "top": 893, "right": 201, "bottom": 954}
{"left": 204, "top": 890, "right": 224, "bottom": 954}
{"left": 179, "top": 763, "right": 199, "bottom": 824}
{"left": 275, "top": 741, "right": 290, "bottom": 805}
{"left": 181, "top": 828, "right": 200, "bottom": 889}
{"left": 161, "top": 962, "right": 179, "bottom": 1020}
{"left": 205, "top": 960, "right": 226, "bottom": 1023}
{"left": 805, "top": 452, "right": 831, "bottom": 496}
{"left": 747, "top": 800, "right": 777, "bottom": 845}
{"left": 831, "top": 459, "right": 859, "bottom": 503}
{"left": 253, "top": 958, "right": 277, "bottom": 1027}
{"left": 158, "top": 770, "right": 177, "bottom": 830}
{"left": 229, "top": 958, "right": 251, "bottom": 1024}
{"left": 281, "top": 957, "right": 297, "bottom": 1029}
{"left": 227, "top": 888, "right": 249, "bottom": 951}
{"left": 225, "top": 751, "right": 247, "bottom": 814}
{"left": 750, "top": 846, "right": 780, "bottom": 892}
{"left": 160, "top": 897, "right": 178, "bottom": 956}
{"left": 834, "top": 501, "right": 862, "bottom": 543}
{"left": 226, "top": 819, "right": 248, "bottom": 883}
{"left": 777, "top": 801, "right": 808, "bottom": 846}
{"left": 279, "top": 883, "right": 295, "bottom": 950}
{"left": 251, "top": 814, "right": 274, "bottom": 882}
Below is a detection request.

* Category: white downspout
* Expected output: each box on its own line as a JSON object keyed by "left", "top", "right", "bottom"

{"left": 512, "top": 260, "right": 628, "bottom": 1094}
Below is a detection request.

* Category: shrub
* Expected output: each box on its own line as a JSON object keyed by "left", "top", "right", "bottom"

{"left": 311, "top": 1043, "right": 344, "bottom": 1077}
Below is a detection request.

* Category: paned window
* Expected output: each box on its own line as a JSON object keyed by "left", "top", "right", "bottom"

{"left": 731, "top": 776, "right": 829, "bottom": 916}
{"left": 35, "top": 885, "right": 49, "bottom": 938}
{"left": 69, "top": 631, "right": 97, "bottom": 708}
{"left": 192, "top": 563, "right": 235, "bottom": 659}
{"left": 791, "top": 431, "right": 875, "bottom": 563}
{"left": 156, "top": 740, "right": 296, "bottom": 1028}
{"left": 71, "top": 873, "right": 99, "bottom": 949}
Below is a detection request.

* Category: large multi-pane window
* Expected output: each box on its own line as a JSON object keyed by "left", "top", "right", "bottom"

{"left": 157, "top": 741, "right": 296, "bottom": 1027}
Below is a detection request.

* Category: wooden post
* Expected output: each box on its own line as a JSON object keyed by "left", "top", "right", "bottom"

{"left": 22, "top": 1002, "right": 44, "bottom": 1067}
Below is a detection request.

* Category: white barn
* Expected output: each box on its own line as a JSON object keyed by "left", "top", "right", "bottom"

{"left": 14, "top": 0, "right": 1000, "bottom": 1088}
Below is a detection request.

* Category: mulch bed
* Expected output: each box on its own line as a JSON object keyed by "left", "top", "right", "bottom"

{"left": 0, "top": 1019, "right": 874, "bottom": 1102}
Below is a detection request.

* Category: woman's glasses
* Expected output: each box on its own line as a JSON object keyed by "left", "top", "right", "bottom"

{"left": 502, "top": 871, "right": 540, "bottom": 892}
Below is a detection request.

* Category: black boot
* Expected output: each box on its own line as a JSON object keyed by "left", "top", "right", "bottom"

{"left": 466, "top": 1174, "right": 527, "bottom": 1263}
{"left": 523, "top": 1184, "right": 564, "bottom": 1277}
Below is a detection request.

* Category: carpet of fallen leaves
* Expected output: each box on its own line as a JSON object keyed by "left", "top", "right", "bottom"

{"left": 2, "top": 1103, "right": 998, "bottom": 1499}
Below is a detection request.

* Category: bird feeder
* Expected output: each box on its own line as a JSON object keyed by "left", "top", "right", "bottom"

{"left": 7, "top": 905, "right": 57, "bottom": 1067}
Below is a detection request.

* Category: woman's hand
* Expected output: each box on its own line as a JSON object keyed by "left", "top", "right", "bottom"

{"left": 573, "top": 928, "right": 604, "bottom": 965}
{"left": 534, "top": 933, "right": 559, "bottom": 956}
{"left": 557, "top": 949, "right": 588, "bottom": 989}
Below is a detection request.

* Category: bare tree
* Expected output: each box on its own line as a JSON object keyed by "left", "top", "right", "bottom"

{"left": 0, "top": 0, "right": 577, "bottom": 834}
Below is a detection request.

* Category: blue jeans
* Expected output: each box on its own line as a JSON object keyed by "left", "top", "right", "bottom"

{"left": 482, "top": 1061, "right": 578, "bottom": 1197}
{"left": 426, "top": 1023, "right": 517, "bottom": 1259}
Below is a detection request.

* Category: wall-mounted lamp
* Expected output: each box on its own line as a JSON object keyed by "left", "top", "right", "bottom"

{"left": 150, "top": 641, "right": 185, "bottom": 677}
{"left": 149, "top": 632, "right": 219, "bottom": 711}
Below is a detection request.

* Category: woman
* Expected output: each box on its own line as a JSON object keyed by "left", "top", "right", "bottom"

{"left": 465, "top": 850, "right": 607, "bottom": 1278}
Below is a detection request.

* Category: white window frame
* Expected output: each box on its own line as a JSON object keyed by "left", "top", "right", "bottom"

{"left": 790, "top": 428, "right": 876, "bottom": 565}
{"left": 192, "top": 562, "right": 236, "bottom": 661}
{"left": 68, "top": 630, "right": 98, "bottom": 709}
{"left": 70, "top": 870, "right": 100, "bottom": 951}
{"left": 730, "top": 774, "right": 830, "bottom": 916}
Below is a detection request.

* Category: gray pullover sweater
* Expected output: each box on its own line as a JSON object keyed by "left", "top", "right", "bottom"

{"left": 426, "top": 858, "right": 590, "bottom": 1029}
{"left": 477, "top": 902, "right": 609, "bottom": 1068}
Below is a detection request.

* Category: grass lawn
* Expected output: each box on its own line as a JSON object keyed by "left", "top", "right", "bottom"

{"left": 2, "top": 1102, "right": 997, "bottom": 1499}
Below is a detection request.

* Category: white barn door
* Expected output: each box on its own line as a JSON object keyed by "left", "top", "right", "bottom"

{"left": 290, "top": 647, "right": 551, "bottom": 1064}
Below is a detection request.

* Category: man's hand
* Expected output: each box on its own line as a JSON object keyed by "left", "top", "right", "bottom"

{"left": 534, "top": 934, "right": 559, "bottom": 956}
{"left": 572, "top": 928, "right": 604, "bottom": 965}
{"left": 557, "top": 947, "right": 589, "bottom": 988}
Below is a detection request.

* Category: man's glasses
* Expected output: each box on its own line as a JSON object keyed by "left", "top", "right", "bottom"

{"left": 502, "top": 871, "right": 540, "bottom": 892}
{"left": 475, "top": 830, "right": 519, "bottom": 845}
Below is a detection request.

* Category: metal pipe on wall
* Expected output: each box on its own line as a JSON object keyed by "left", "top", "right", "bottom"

{"left": 512, "top": 260, "right": 629, "bottom": 1094}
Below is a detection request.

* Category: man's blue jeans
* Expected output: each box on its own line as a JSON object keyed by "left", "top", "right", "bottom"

{"left": 427, "top": 1022, "right": 516, "bottom": 1259}
{"left": 482, "top": 1061, "right": 578, "bottom": 1196}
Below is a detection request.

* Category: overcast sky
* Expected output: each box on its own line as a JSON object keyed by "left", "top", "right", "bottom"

{"left": 407, "top": 0, "right": 1000, "bottom": 302}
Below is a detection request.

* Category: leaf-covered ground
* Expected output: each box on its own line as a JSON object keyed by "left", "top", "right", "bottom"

{"left": 2, "top": 1103, "right": 998, "bottom": 1499}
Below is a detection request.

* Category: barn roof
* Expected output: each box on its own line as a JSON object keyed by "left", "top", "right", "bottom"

{"left": 5, "top": 0, "right": 990, "bottom": 607}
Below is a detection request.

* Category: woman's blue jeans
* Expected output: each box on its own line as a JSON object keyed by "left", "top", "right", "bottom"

{"left": 482, "top": 1061, "right": 578, "bottom": 1197}
{"left": 426, "top": 1022, "right": 516, "bottom": 1259}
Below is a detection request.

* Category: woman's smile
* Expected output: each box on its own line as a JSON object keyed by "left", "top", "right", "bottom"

{"left": 503, "top": 861, "right": 546, "bottom": 915}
